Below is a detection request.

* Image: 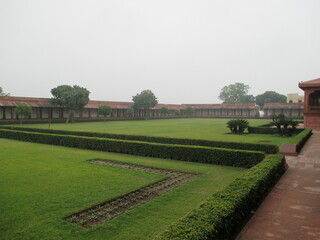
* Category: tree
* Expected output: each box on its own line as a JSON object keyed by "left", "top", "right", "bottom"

{"left": 50, "top": 85, "right": 90, "bottom": 123}
{"left": 219, "top": 82, "right": 255, "bottom": 103}
{"left": 0, "top": 87, "right": 10, "bottom": 96}
{"left": 132, "top": 90, "right": 158, "bottom": 120}
{"left": 160, "top": 107, "right": 169, "bottom": 115}
{"left": 127, "top": 106, "right": 135, "bottom": 118}
{"left": 15, "top": 104, "right": 32, "bottom": 124}
{"left": 98, "top": 105, "right": 112, "bottom": 118}
{"left": 185, "top": 106, "right": 195, "bottom": 115}
{"left": 255, "top": 91, "right": 287, "bottom": 107}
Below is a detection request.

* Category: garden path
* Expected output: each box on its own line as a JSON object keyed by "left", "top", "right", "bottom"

{"left": 236, "top": 129, "right": 320, "bottom": 240}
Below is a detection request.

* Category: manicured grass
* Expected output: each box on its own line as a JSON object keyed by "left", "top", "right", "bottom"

{"left": 14, "top": 118, "right": 296, "bottom": 146}
{"left": 0, "top": 138, "right": 245, "bottom": 240}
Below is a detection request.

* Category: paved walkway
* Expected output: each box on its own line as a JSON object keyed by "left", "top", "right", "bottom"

{"left": 236, "top": 130, "right": 320, "bottom": 240}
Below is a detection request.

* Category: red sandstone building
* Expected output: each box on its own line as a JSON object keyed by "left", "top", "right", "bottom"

{"left": 299, "top": 78, "right": 320, "bottom": 128}
{"left": 0, "top": 96, "right": 260, "bottom": 121}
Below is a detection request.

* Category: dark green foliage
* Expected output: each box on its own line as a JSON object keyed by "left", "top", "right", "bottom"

{"left": 293, "top": 128, "right": 312, "bottom": 152}
{"left": 15, "top": 104, "right": 32, "bottom": 124}
{"left": 219, "top": 82, "right": 255, "bottom": 103}
{"left": 248, "top": 127, "right": 304, "bottom": 135}
{"left": 185, "top": 107, "right": 195, "bottom": 115}
{"left": 0, "top": 128, "right": 265, "bottom": 168}
{"left": 132, "top": 90, "right": 158, "bottom": 119}
{"left": 256, "top": 91, "right": 287, "bottom": 107}
{"left": 160, "top": 107, "right": 170, "bottom": 115}
{"left": 50, "top": 85, "right": 90, "bottom": 123}
{"left": 0, "top": 126, "right": 279, "bottom": 154}
{"left": 157, "top": 155, "right": 286, "bottom": 240}
{"left": 270, "top": 114, "right": 300, "bottom": 136}
{"left": 227, "top": 119, "right": 249, "bottom": 134}
{"left": 98, "top": 105, "right": 112, "bottom": 117}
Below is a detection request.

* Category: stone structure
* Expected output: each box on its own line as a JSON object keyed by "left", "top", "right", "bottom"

{"left": 287, "top": 93, "right": 303, "bottom": 103}
{"left": 0, "top": 96, "right": 259, "bottom": 121}
{"left": 263, "top": 103, "right": 304, "bottom": 118}
{"left": 299, "top": 78, "right": 320, "bottom": 128}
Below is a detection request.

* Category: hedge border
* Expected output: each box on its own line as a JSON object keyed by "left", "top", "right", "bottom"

{"left": 157, "top": 154, "right": 286, "bottom": 240}
{"left": 290, "top": 128, "right": 312, "bottom": 153}
{"left": 0, "top": 126, "right": 279, "bottom": 154}
{"left": 0, "top": 128, "right": 264, "bottom": 168}
{"left": 248, "top": 126, "right": 304, "bottom": 135}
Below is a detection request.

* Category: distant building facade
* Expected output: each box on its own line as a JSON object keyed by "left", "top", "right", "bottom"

{"left": 0, "top": 96, "right": 259, "bottom": 121}
{"left": 287, "top": 93, "right": 303, "bottom": 103}
{"left": 263, "top": 103, "right": 304, "bottom": 118}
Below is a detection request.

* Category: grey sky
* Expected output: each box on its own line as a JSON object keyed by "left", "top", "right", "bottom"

{"left": 0, "top": 0, "right": 319, "bottom": 104}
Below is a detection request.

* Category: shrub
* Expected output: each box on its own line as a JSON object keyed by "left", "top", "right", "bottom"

{"left": 227, "top": 119, "right": 249, "bottom": 134}
{"left": 291, "top": 128, "right": 312, "bottom": 153}
{"left": 157, "top": 154, "right": 286, "bottom": 240}
{"left": 0, "top": 128, "right": 265, "bottom": 168}
{"left": 0, "top": 126, "right": 279, "bottom": 154}
{"left": 270, "top": 114, "right": 300, "bottom": 136}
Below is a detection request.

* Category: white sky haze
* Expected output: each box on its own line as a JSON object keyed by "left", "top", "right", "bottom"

{"left": 1, "top": 0, "right": 319, "bottom": 103}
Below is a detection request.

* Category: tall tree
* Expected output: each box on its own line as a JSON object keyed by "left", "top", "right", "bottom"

{"left": 255, "top": 91, "right": 287, "bottom": 107}
{"left": 15, "top": 103, "right": 32, "bottom": 124}
{"left": 185, "top": 106, "right": 195, "bottom": 115}
{"left": 160, "top": 107, "right": 169, "bottom": 115}
{"left": 132, "top": 90, "right": 158, "bottom": 119}
{"left": 0, "top": 87, "right": 10, "bottom": 96}
{"left": 219, "top": 82, "right": 255, "bottom": 103}
{"left": 98, "top": 105, "right": 112, "bottom": 117}
{"left": 50, "top": 85, "right": 90, "bottom": 123}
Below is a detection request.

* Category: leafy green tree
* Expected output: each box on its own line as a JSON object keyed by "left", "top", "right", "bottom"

{"left": 15, "top": 103, "right": 32, "bottom": 124}
{"left": 219, "top": 82, "right": 255, "bottom": 103}
{"left": 127, "top": 106, "right": 135, "bottom": 118}
{"left": 174, "top": 109, "right": 181, "bottom": 116}
{"left": 0, "top": 87, "right": 10, "bottom": 96}
{"left": 256, "top": 91, "right": 287, "bottom": 107}
{"left": 50, "top": 85, "right": 90, "bottom": 123}
{"left": 185, "top": 106, "right": 195, "bottom": 115}
{"left": 98, "top": 105, "right": 112, "bottom": 117}
{"left": 160, "top": 107, "right": 169, "bottom": 115}
{"left": 132, "top": 90, "right": 158, "bottom": 119}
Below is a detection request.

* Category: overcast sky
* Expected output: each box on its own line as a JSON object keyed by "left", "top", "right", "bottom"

{"left": 1, "top": 0, "right": 319, "bottom": 104}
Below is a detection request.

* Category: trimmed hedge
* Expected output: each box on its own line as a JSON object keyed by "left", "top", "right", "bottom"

{"left": 291, "top": 128, "right": 312, "bottom": 153}
{"left": 0, "top": 128, "right": 264, "bottom": 168}
{"left": 157, "top": 154, "right": 286, "bottom": 240}
{"left": 0, "top": 126, "right": 279, "bottom": 154}
{"left": 248, "top": 126, "right": 304, "bottom": 135}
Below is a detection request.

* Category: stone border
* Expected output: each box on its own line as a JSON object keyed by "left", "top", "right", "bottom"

{"left": 64, "top": 159, "right": 200, "bottom": 228}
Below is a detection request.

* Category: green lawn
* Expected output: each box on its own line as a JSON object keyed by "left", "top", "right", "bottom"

{"left": 0, "top": 138, "right": 245, "bottom": 240}
{"left": 14, "top": 118, "right": 296, "bottom": 146}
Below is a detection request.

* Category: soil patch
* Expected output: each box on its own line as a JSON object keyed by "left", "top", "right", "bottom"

{"left": 64, "top": 159, "right": 200, "bottom": 228}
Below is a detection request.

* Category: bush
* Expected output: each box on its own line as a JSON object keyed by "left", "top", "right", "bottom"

{"left": 157, "top": 154, "right": 286, "bottom": 240}
{"left": 270, "top": 114, "right": 300, "bottom": 136}
{"left": 227, "top": 119, "right": 249, "bottom": 134}
{"left": 291, "top": 128, "right": 312, "bottom": 153}
{"left": 0, "top": 126, "right": 279, "bottom": 154}
{"left": 0, "top": 128, "right": 265, "bottom": 168}
{"left": 248, "top": 127, "right": 304, "bottom": 135}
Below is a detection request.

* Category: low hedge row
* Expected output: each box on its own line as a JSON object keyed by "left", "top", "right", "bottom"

{"left": 0, "top": 128, "right": 265, "bottom": 168}
{"left": 157, "top": 154, "right": 286, "bottom": 240}
{"left": 248, "top": 127, "right": 279, "bottom": 134}
{"left": 248, "top": 126, "right": 304, "bottom": 135}
{"left": 0, "top": 126, "right": 279, "bottom": 154}
{"left": 291, "top": 128, "right": 312, "bottom": 153}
